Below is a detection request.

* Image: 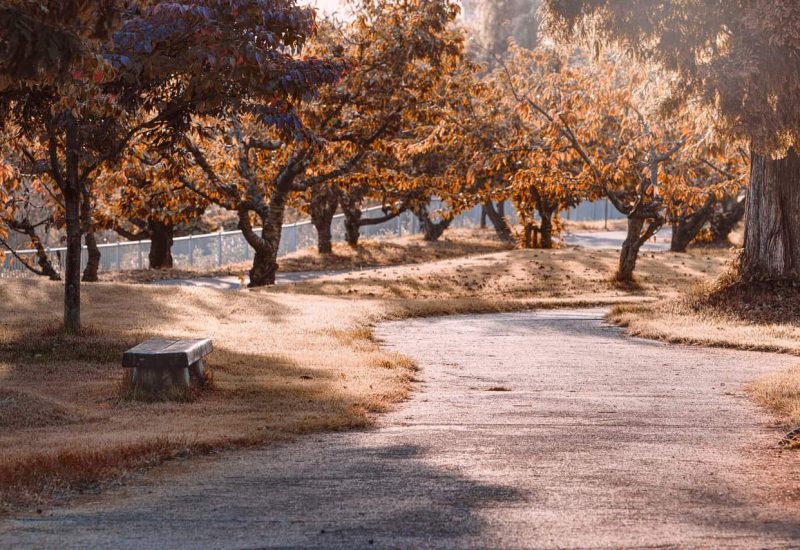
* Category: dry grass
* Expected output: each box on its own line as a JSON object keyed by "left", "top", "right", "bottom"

{"left": 273, "top": 245, "right": 730, "bottom": 306}
{"left": 608, "top": 280, "right": 800, "bottom": 356}
{"left": 747, "top": 367, "right": 800, "bottom": 429}
{"left": 562, "top": 219, "right": 629, "bottom": 232}
{"left": 105, "top": 228, "right": 512, "bottom": 284}
{"left": 0, "top": 279, "right": 415, "bottom": 512}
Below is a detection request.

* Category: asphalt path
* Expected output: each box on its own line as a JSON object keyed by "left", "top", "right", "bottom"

{"left": 2, "top": 309, "right": 797, "bottom": 548}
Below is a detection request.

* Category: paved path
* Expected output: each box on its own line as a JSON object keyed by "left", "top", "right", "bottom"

{"left": 564, "top": 229, "right": 672, "bottom": 251}
{"left": 2, "top": 309, "right": 798, "bottom": 548}
{"left": 151, "top": 269, "right": 353, "bottom": 290}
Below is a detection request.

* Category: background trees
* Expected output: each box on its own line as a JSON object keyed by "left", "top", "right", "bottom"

{"left": 0, "top": 0, "right": 342, "bottom": 329}
{"left": 0, "top": 0, "right": 773, "bottom": 314}
{"left": 543, "top": 0, "right": 800, "bottom": 283}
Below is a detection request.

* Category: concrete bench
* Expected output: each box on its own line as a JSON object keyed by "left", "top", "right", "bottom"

{"left": 123, "top": 338, "right": 213, "bottom": 390}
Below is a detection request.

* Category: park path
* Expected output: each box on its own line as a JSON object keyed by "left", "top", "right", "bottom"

{"left": 2, "top": 309, "right": 799, "bottom": 548}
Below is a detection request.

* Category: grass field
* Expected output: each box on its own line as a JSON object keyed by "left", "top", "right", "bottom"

{"left": 0, "top": 281, "right": 416, "bottom": 511}
{"left": 0, "top": 236, "right": 737, "bottom": 512}
{"left": 106, "top": 228, "right": 513, "bottom": 284}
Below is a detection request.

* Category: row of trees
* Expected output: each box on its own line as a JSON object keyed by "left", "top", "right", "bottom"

{"left": 0, "top": 0, "right": 786, "bottom": 333}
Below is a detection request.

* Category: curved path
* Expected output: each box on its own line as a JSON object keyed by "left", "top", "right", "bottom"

{"left": 1, "top": 309, "right": 799, "bottom": 548}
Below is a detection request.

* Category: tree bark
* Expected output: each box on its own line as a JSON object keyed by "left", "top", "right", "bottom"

{"left": 147, "top": 220, "right": 175, "bottom": 269}
{"left": 342, "top": 204, "right": 362, "bottom": 248}
{"left": 670, "top": 197, "right": 715, "bottom": 253}
{"left": 416, "top": 204, "right": 452, "bottom": 242}
{"left": 538, "top": 208, "right": 555, "bottom": 249}
{"left": 310, "top": 184, "right": 338, "bottom": 254}
{"left": 62, "top": 117, "right": 82, "bottom": 332}
{"left": 484, "top": 201, "right": 516, "bottom": 244}
{"left": 742, "top": 149, "right": 800, "bottom": 281}
{"left": 82, "top": 231, "right": 101, "bottom": 282}
{"left": 709, "top": 197, "right": 745, "bottom": 244}
{"left": 241, "top": 188, "right": 288, "bottom": 287}
{"left": 616, "top": 216, "right": 663, "bottom": 283}
{"left": 80, "top": 178, "right": 101, "bottom": 282}
{"left": 63, "top": 190, "right": 81, "bottom": 331}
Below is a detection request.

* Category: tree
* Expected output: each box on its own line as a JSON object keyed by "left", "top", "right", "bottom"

{"left": 469, "top": 0, "right": 540, "bottom": 59}
{"left": 94, "top": 145, "right": 208, "bottom": 269}
{"left": 665, "top": 150, "right": 748, "bottom": 253}
{"left": 0, "top": 1, "right": 123, "bottom": 331}
{"left": 543, "top": 0, "right": 800, "bottom": 282}
{"left": 496, "top": 46, "right": 739, "bottom": 280}
{"left": 0, "top": 147, "right": 61, "bottom": 280}
{"left": 1, "top": 0, "right": 338, "bottom": 330}
{"left": 299, "top": 0, "right": 463, "bottom": 253}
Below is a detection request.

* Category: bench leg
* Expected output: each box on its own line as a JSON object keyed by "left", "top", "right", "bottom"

{"left": 172, "top": 367, "right": 190, "bottom": 389}
{"left": 132, "top": 368, "right": 166, "bottom": 392}
{"left": 189, "top": 359, "right": 206, "bottom": 387}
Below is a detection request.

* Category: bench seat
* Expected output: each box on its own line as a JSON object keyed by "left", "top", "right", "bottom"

{"left": 123, "top": 338, "right": 213, "bottom": 390}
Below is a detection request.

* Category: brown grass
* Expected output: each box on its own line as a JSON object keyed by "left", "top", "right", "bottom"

{"left": 105, "top": 228, "right": 512, "bottom": 284}
{"left": 0, "top": 280, "right": 414, "bottom": 512}
{"left": 747, "top": 367, "right": 800, "bottom": 429}
{"left": 562, "top": 219, "right": 629, "bottom": 232}
{"left": 273, "top": 245, "right": 730, "bottom": 306}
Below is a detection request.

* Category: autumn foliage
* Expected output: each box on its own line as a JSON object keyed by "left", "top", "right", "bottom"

{"left": 0, "top": 0, "right": 775, "bottom": 330}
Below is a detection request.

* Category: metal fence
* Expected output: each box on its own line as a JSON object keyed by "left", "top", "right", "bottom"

{"left": 0, "top": 199, "right": 620, "bottom": 278}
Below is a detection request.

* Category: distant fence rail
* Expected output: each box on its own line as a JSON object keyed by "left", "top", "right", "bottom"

{"left": 1, "top": 199, "right": 621, "bottom": 278}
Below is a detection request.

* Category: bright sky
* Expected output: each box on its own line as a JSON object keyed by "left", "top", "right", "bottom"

{"left": 305, "top": 0, "right": 346, "bottom": 16}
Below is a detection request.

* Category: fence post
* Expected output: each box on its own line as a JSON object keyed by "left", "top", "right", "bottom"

{"left": 397, "top": 214, "right": 402, "bottom": 237}
{"left": 604, "top": 198, "right": 609, "bottom": 230}
{"left": 189, "top": 235, "right": 194, "bottom": 267}
{"left": 217, "top": 229, "right": 223, "bottom": 267}
{"left": 115, "top": 242, "right": 121, "bottom": 271}
{"left": 138, "top": 241, "right": 143, "bottom": 269}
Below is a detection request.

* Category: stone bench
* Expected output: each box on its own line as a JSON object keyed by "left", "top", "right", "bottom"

{"left": 123, "top": 338, "right": 213, "bottom": 391}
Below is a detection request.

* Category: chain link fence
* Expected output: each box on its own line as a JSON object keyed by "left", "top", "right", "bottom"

{"left": 0, "top": 199, "right": 620, "bottom": 278}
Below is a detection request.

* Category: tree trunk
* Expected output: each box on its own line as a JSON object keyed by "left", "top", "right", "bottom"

{"left": 63, "top": 190, "right": 82, "bottom": 332}
{"left": 343, "top": 204, "right": 362, "bottom": 248}
{"left": 81, "top": 185, "right": 100, "bottom": 282}
{"left": 147, "top": 220, "right": 174, "bottom": 269}
{"left": 416, "top": 204, "right": 452, "bottom": 242}
{"left": 62, "top": 116, "right": 82, "bottom": 332}
{"left": 8, "top": 219, "right": 61, "bottom": 280}
{"left": 742, "top": 149, "right": 800, "bottom": 281}
{"left": 616, "top": 216, "right": 663, "bottom": 283}
{"left": 709, "top": 197, "right": 745, "bottom": 244}
{"left": 310, "top": 184, "right": 338, "bottom": 254}
{"left": 484, "top": 201, "right": 515, "bottom": 244}
{"left": 244, "top": 189, "right": 288, "bottom": 287}
{"left": 82, "top": 231, "right": 101, "bottom": 282}
{"left": 539, "top": 208, "right": 554, "bottom": 249}
{"left": 670, "top": 198, "right": 715, "bottom": 253}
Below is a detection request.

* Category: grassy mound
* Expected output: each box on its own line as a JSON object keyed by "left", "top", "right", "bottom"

{"left": 0, "top": 389, "right": 82, "bottom": 430}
